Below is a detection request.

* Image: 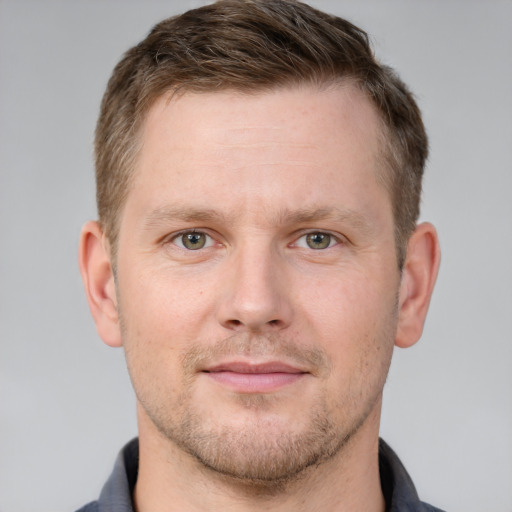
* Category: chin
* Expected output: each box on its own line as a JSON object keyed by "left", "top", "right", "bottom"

{"left": 145, "top": 389, "right": 379, "bottom": 487}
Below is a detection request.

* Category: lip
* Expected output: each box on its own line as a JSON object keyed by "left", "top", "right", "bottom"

{"left": 202, "top": 361, "right": 308, "bottom": 393}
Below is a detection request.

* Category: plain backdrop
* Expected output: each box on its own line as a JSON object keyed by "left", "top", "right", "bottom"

{"left": 1, "top": 1, "right": 511, "bottom": 511}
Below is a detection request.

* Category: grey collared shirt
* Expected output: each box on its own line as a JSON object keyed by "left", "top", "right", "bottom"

{"left": 75, "top": 438, "right": 446, "bottom": 512}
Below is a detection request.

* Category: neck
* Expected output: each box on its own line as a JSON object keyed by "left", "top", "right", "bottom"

{"left": 133, "top": 403, "right": 386, "bottom": 512}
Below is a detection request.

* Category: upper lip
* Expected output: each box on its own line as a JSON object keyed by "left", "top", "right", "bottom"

{"left": 203, "top": 361, "right": 307, "bottom": 374}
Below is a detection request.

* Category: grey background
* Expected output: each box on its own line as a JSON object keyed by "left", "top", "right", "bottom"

{"left": 1, "top": 1, "right": 511, "bottom": 511}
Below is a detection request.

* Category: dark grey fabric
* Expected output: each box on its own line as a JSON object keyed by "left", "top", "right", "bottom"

{"left": 378, "top": 440, "right": 445, "bottom": 512}
{"left": 75, "top": 438, "right": 445, "bottom": 512}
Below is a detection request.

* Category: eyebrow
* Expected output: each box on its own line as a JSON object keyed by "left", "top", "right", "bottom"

{"left": 143, "top": 205, "right": 375, "bottom": 236}
{"left": 143, "top": 207, "right": 229, "bottom": 230}
{"left": 282, "top": 207, "right": 376, "bottom": 237}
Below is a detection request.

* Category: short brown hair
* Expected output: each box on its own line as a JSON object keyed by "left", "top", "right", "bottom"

{"left": 95, "top": 0, "right": 428, "bottom": 267}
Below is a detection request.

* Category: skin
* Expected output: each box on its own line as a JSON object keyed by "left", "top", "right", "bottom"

{"left": 80, "top": 84, "right": 440, "bottom": 512}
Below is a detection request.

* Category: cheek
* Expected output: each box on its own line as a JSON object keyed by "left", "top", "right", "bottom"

{"left": 116, "top": 273, "right": 192, "bottom": 382}
{"left": 301, "top": 272, "right": 398, "bottom": 370}
{"left": 119, "top": 263, "right": 215, "bottom": 333}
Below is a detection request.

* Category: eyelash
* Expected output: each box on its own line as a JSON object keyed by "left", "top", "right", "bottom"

{"left": 167, "top": 230, "right": 342, "bottom": 251}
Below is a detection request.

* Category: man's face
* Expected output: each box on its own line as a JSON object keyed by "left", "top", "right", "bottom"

{"left": 114, "top": 85, "right": 401, "bottom": 482}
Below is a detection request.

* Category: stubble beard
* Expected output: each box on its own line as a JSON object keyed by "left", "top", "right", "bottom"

{"left": 130, "top": 332, "right": 393, "bottom": 490}
{"left": 164, "top": 395, "right": 380, "bottom": 492}
{"left": 169, "top": 393, "right": 341, "bottom": 487}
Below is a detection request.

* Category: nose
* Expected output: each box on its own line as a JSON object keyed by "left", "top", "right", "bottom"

{"left": 216, "top": 242, "right": 293, "bottom": 333}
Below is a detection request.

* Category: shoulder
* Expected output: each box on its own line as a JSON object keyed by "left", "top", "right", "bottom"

{"left": 421, "top": 505, "right": 446, "bottom": 512}
{"left": 74, "top": 502, "right": 99, "bottom": 512}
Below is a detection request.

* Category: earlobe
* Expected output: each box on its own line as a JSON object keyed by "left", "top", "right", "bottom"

{"left": 395, "top": 222, "right": 441, "bottom": 348}
{"left": 78, "top": 221, "right": 122, "bottom": 347}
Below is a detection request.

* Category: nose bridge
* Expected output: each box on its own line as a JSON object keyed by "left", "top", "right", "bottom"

{"left": 217, "top": 236, "right": 291, "bottom": 331}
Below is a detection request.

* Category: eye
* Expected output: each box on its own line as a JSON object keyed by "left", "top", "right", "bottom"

{"left": 295, "top": 232, "right": 337, "bottom": 250}
{"left": 172, "top": 231, "right": 213, "bottom": 250}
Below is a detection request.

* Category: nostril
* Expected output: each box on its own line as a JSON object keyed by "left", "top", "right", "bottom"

{"left": 225, "top": 318, "right": 282, "bottom": 330}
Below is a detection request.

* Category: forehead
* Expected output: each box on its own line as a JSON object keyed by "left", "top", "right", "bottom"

{"left": 139, "top": 84, "right": 383, "bottom": 171}
{"left": 143, "top": 83, "right": 382, "bottom": 149}
{"left": 124, "top": 84, "right": 390, "bottom": 229}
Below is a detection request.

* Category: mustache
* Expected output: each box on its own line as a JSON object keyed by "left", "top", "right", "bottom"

{"left": 180, "top": 332, "right": 332, "bottom": 377}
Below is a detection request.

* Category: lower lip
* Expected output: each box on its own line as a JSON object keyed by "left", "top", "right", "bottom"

{"left": 204, "top": 371, "right": 306, "bottom": 393}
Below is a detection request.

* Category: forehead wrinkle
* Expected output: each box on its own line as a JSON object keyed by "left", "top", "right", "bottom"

{"left": 210, "top": 122, "right": 318, "bottom": 153}
{"left": 214, "top": 141, "right": 316, "bottom": 150}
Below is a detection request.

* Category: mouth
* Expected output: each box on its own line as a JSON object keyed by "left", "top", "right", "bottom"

{"left": 202, "top": 361, "right": 308, "bottom": 393}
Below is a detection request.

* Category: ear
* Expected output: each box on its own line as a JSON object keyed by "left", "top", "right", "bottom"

{"left": 78, "top": 221, "right": 122, "bottom": 347}
{"left": 395, "top": 222, "right": 441, "bottom": 348}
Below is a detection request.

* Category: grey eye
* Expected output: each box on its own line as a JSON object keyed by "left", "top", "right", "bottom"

{"left": 305, "top": 232, "right": 332, "bottom": 249}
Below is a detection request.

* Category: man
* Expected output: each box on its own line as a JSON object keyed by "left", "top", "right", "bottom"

{"left": 77, "top": 0, "right": 442, "bottom": 510}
